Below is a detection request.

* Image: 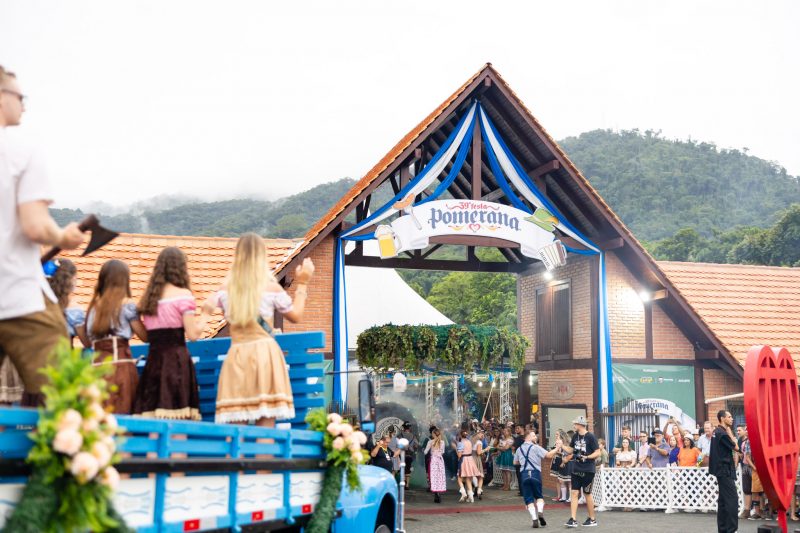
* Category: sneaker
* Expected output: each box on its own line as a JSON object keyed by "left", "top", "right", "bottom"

{"left": 565, "top": 518, "right": 578, "bottom": 528}
{"left": 538, "top": 514, "right": 547, "bottom": 527}
{"left": 581, "top": 518, "right": 597, "bottom": 527}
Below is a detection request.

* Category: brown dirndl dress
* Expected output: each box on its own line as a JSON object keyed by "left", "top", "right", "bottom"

{"left": 215, "top": 321, "right": 294, "bottom": 424}
{"left": 133, "top": 328, "right": 201, "bottom": 420}
{"left": 92, "top": 336, "right": 139, "bottom": 414}
{"left": 0, "top": 357, "right": 23, "bottom": 404}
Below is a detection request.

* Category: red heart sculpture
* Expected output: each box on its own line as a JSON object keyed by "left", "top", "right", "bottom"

{"left": 744, "top": 345, "right": 800, "bottom": 533}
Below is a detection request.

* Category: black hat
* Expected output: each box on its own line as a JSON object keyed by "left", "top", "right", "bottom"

{"left": 402, "top": 421, "right": 412, "bottom": 429}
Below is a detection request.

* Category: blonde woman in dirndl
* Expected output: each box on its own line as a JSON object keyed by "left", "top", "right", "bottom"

{"left": 203, "top": 233, "right": 314, "bottom": 426}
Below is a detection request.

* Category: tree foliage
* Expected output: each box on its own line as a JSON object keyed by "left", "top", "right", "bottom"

{"left": 561, "top": 129, "right": 800, "bottom": 240}
{"left": 649, "top": 204, "right": 800, "bottom": 267}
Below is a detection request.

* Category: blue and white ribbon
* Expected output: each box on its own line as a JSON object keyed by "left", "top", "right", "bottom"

{"left": 332, "top": 101, "right": 614, "bottom": 414}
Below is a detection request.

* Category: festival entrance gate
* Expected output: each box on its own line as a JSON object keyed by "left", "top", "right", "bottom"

{"left": 329, "top": 96, "right": 618, "bottom": 435}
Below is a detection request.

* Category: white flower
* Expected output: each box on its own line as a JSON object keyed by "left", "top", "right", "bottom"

{"left": 82, "top": 384, "right": 102, "bottom": 402}
{"left": 53, "top": 429, "right": 83, "bottom": 456}
{"left": 326, "top": 422, "right": 342, "bottom": 436}
{"left": 58, "top": 409, "right": 82, "bottom": 432}
{"left": 91, "top": 441, "right": 113, "bottom": 468}
{"left": 351, "top": 451, "right": 363, "bottom": 463}
{"left": 70, "top": 452, "right": 100, "bottom": 484}
{"left": 353, "top": 431, "right": 368, "bottom": 445}
{"left": 348, "top": 441, "right": 361, "bottom": 453}
{"left": 103, "top": 413, "right": 118, "bottom": 434}
{"left": 82, "top": 417, "right": 100, "bottom": 432}
{"left": 99, "top": 466, "right": 120, "bottom": 490}
{"left": 102, "top": 435, "right": 116, "bottom": 454}
{"left": 327, "top": 413, "right": 343, "bottom": 424}
{"left": 339, "top": 424, "right": 353, "bottom": 438}
{"left": 88, "top": 402, "right": 106, "bottom": 421}
{"left": 332, "top": 437, "right": 346, "bottom": 450}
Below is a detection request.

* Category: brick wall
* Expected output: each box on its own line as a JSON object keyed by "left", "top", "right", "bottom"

{"left": 605, "top": 252, "right": 646, "bottom": 358}
{"left": 703, "top": 368, "right": 742, "bottom": 424}
{"left": 282, "top": 235, "right": 335, "bottom": 352}
{"left": 538, "top": 368, "right": 594, "bottom": 492}
{"left": 652, "top": 304, "right": 694, "bottom": 358}
{"left": 519, "top": 255, "right": 593, "bottom": 363}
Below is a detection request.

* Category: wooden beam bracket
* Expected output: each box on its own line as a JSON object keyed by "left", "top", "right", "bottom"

{"left": 696, "top": 349, "right": 720, "bottom": 360}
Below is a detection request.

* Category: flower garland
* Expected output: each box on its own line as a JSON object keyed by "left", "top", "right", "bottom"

{"left": 356, "top": 324, "right": 529, "bottom": 373}
{"left": 304, "top": 410, "right": 368, "bottom": 533}
{"left": 3, "top": 340, "right": 131, "bottom": 533}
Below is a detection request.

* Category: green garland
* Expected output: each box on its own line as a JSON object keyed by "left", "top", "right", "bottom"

{"left": 356, "top": 324, "right": 529, "bottom": 373}
{"left": 2, "top": 340, "right": 132, "bottom": 533}
{"left": 304, "top": 409, "right": 368, "bottom": 533}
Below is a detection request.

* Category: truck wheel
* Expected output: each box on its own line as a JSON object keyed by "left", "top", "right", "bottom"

{"left": 374, "top": 525, "right": 392, "bottom": 533}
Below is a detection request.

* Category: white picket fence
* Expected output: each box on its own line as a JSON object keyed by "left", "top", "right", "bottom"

{"left": 592, "top": 466, "right": 743, "bottom": 513}
{"left": 490, "top": 460, "right": 518, "bottom": 490}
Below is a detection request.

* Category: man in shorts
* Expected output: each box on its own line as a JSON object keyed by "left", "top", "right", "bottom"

{"left": 514, "top": 430, "right": 560, "bottom": 528}
{"left": 560, "top": 416, "right": 600, "bottom": 527}
{"left": 0, "top": 65, "right": 85, "bottom": 406}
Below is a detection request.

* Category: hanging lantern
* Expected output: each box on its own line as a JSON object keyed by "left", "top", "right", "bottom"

{"left": 393, "top": 372, "right": 407, "bottom": 393}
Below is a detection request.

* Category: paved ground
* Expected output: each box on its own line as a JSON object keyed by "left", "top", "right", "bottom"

{"left": 403, "top": 486, "right": 792, "bottom": 532}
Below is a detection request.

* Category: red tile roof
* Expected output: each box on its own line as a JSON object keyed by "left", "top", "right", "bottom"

{"left": 59, "top": 233, "right": 301, "bottom": 338}
{"left": 658, "top": 261, "right": 800, "bottom": 373}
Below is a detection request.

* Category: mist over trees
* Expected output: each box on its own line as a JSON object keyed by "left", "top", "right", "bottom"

{"left": 51, "top": 130, "right": 800, "bottom": 327}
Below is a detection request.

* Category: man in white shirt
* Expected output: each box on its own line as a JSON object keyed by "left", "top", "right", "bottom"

{"left": 636, "top": 430, "right": 650, "bottom": 467}
{"left": 697, "top": 421, "right": 713, "bottom": 467}
{"left": 0, "top": 65, "right": 85, "bottom": 406}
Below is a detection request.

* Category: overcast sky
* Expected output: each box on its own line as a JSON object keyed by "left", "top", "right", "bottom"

{"left": 3, "top": 0, "right": 798, "bottom": 209}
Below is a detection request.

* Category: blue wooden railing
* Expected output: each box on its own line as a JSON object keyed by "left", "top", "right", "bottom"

{"left": 0, "top": 331, "right": 330, "bottom": 532}
{"left": 130, "top": 331, "right": 327, "bottom": 428}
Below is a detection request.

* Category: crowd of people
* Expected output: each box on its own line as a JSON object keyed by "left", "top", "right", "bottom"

{"left": 364, "top": 415, "right": 602, "bottom": 528}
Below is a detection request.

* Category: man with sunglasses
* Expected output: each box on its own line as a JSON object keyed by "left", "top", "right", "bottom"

{"left": 0, "top": 65, "right": 85, "bottom": 406}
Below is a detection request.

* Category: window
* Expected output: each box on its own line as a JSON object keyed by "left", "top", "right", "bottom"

{"left": 536, "top": 282, "right": 571, "bottom": 360}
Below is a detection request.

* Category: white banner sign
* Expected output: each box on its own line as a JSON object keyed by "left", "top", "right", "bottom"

{"left": 376, "top": 200, "right": 564, "bottom": 265}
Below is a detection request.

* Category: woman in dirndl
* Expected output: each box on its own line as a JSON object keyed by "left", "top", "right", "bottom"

{"left": 550, "top": 429, "right": 573, "bottom": 502}
{"left": 133, "top": 247, "right": 207, "bottom": 420}
{"left": 203, "top": 233, "right": 314, "bottom": 427}
{"left": 424, "top": 427, "right": 447, "bottom": 503}
{"left": 86, "top": 260, "right": 146, "bottom": 414}
{"left": 496, "top": 426, "right": 516, "bottom": 490}
{"left": 472, "top": 429, "right": 486, "bottom": 499}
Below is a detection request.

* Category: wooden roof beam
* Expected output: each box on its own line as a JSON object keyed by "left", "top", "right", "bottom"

{"left": 530, "top": 160, "right": 560, "bottom": 178}
{"left": 346, "top": 254, "right": 518, "bottom": 273}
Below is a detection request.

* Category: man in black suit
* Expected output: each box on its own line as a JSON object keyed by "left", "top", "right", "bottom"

{"left": 710, "top": 410, "right": 739, "bottom": 533}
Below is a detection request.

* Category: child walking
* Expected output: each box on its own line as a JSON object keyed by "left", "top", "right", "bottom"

{"left": 203, "top": 233, "right": 313, "bottom": 426}
{"left": 133, "top": 247, "right": 207, "bottom": 420}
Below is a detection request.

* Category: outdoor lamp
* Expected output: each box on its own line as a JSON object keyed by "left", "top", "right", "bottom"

{"left": 543, "top": 271, "right": 554, "bottom": 281}
{"left": 639, "top": 290, "right": 652, "bottom": 302}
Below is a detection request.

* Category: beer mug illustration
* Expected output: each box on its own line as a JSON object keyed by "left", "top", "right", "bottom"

{"left": 376, "top": 225, "right": 398, "bottom": 258}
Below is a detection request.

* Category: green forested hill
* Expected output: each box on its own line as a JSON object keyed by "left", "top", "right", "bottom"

{"left": 561, "top": 129, "right": 800, "bottom": 240}
{"left": 54, "top": 131, "right": 799, "bottom": 245}
{"left": 51, "top": 130, "right": 800, "bottom": 328}
{"left": 52, "top": 179, "right": 357, "bottom": 238}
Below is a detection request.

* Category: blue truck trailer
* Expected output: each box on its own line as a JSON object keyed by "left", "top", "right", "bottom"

{"left": 0, "top": 331, "right": 397, "bottom": 532}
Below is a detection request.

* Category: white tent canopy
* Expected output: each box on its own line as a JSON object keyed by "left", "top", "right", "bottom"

{"left": 344, "top": 265, "right": 452, "bottom": 347}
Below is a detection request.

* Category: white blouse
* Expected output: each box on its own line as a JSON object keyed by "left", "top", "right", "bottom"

{"left": 214, "top": 290, "right": 293, "bottom": 321}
